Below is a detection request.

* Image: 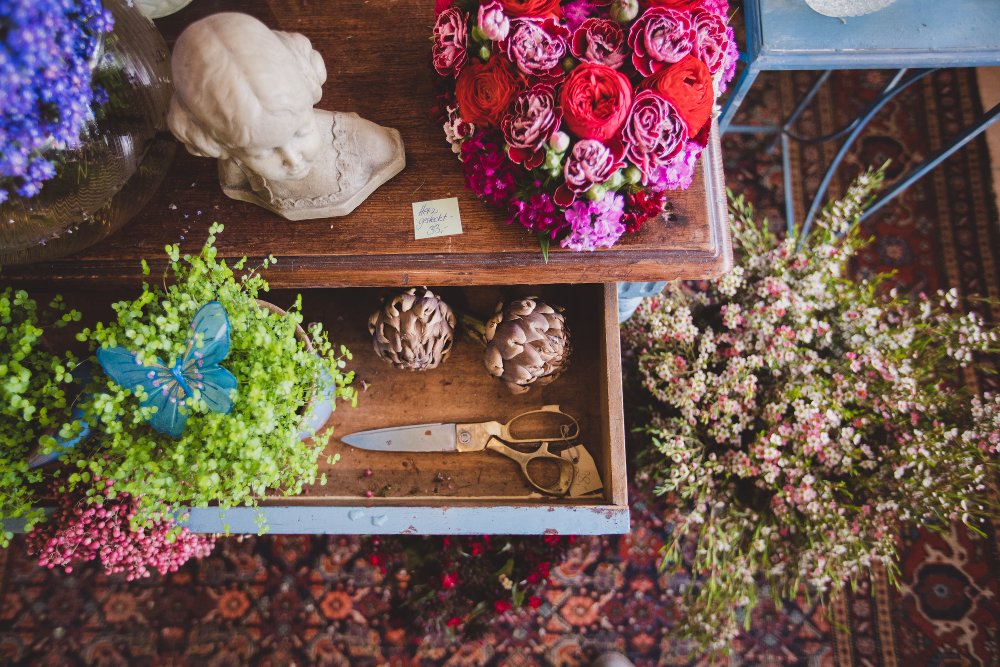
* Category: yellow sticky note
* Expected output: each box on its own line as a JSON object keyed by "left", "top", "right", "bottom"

{"left": 412, "top": 197, "right": 463, "bottom": 240}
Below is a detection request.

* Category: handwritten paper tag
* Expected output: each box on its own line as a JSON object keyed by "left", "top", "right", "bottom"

{"left": 412, "top": 197, "right": 463, "bottom": 240}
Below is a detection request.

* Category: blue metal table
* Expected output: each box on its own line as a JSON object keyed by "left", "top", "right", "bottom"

{"left": 721, "top": 0, "right": 1000, "bottom": 235}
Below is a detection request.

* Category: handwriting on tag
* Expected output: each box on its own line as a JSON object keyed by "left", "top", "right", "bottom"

{"left": 412, "top": 197, "right": 463, "bottom": 240}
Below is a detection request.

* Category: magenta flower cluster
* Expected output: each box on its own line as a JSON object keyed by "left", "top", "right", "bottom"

{"left": 27, "top": 478, "right": 215, "bottom": 581}
{"left": 436, "top": 0, "right": 736, "bottom": 252}
{"left": 0, "top": 0, "right": 114, "bottom": 202}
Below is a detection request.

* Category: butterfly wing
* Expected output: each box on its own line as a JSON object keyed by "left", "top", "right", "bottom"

{"left": 180, "top": 301, "right": 237, "bottom": 415}
{"left": 96, "top": 346, "right": 189, "bottom": 438}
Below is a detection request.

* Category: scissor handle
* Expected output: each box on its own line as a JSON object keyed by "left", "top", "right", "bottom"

{"left": 500, "top": 405, "right": 580, "bottom": 444}
{"left": 486, "top": 439, "right": 576, "bottom": 497}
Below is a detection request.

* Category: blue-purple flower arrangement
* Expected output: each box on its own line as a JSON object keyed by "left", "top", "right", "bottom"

{"left": 0, "top": 0, "right": 114, "bottom": 203}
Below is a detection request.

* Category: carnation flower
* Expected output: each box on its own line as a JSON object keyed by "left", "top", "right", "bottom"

{"left": 509, "top": 191, "right": 566, "bottom": 238}
{"left": 460, "top": 131, "right": 518, "bottom": 206}
{"left": 556, "top": 138, "right": 624, "bottom": 205}
{"left": 500, "top": 0, "right": 563, "bottom": 18}
{"left": 501, "top": 84, "right": 562, "bottom": 169}
{"left": 443, "top": 104, "right": 475, "bottom": 154}
{"left": 561, "top": 190, "right": 625, "bottom": 251}
{"left": 432, "top": 7, "right": 469, "bottom": 76}
{"left": 570, "top": 18, "right": 627, "bottom": 69}
{"left": 691, "top": 8, "right": 732, "bottom": 76}
{"left": 502, "top": 18, "right": 571, "bottom": 80}
{"left": 623, "top": 90, "right": 688, "bottom": 184}
{"left": 627, "top": 7, "right": 696, "bottom": 76}
{"left": 478, "top": 1, "right": 511, "bottom": 41}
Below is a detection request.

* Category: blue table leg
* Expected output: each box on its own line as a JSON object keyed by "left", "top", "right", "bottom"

{"left": 720, "top": 59, "right": 762, "bottom": 134}
{"left": 799, "top": 68, "right": 935, "bottom": 242}
{"left": 859, "top": 100, "right": 1000, "bottom": 224}
{"left": 617, "top": 282, "right": 667, "bottom": 322}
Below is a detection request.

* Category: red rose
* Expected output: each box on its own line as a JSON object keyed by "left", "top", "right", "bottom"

{"left": 646, "top": 0, "right": 705, "bottom": 9}
{"left": 641, "top": 55, "right": 714, "bottom": 134}
{"left": 455, "top": 56, "right": 522, "bottom": 127}
{"left": 500, "top": 0, "right": 562, "bottom": 18}
{"left": 559, "top": 63, "right": 633, "bottom": 142}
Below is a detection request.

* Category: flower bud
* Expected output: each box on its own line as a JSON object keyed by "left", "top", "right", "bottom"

{"left": 606, "top": 170, "right": 625, "bottom": 190}
{"left": 587, "top": 184, "right": 608, "bottom": 201}
{"left": 477, "top": 1, "right": 510, "bottom": 41}
{"left": 561, "top": 56, "right": 576, "bottom": 72}
{"left": 610, "top": 0, "right": 639, "bottom": 23}
{"left": 624, "top": 166, "right": 642, "bottom": 184}
{"left": 549, "top": 131, "right": 570, "bottom": 153}
{"left": 544, "top": 150, "right": 562, "bottom": 170}
{"left": 478, "top": 45, "right": 491, "bottom": 61}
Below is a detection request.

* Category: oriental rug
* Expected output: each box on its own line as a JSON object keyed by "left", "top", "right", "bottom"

{"left": 1, "top": 29, "right": 999, "bottom": 667}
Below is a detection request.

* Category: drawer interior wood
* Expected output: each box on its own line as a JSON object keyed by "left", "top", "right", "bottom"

{"left": 267, "top": 283, "right": 626, "bottom": 510}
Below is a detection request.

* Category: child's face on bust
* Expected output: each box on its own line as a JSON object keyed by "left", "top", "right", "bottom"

{"left": 228, "top": 109, "right": 322, "bottom": 181}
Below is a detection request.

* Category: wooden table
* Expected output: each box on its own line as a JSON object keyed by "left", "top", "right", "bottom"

{"left": 1, "top": 0, "right": 730, "bottom": 289}
{"left": 4, "top": 0, "right": 733, "bottom": 535}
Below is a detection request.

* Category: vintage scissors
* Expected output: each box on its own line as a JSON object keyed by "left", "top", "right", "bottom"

{"left": 340, "top": 405, "right": 603, "bottom": 497}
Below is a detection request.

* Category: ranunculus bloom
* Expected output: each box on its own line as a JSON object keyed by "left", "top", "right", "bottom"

{"left": 501, "top": 84, "right": 561, "bottom": 169}
{"left": 627, "top": 7, "right": 696, "bottom": 76}
{"left": 559, "top": 63, "right": 633, "bottom": 142}
{"left": 478, "top": 1, "right": 511, "bottom": 41}
{"left": 503, "top": 18, "right": 570, "bottom": 80}
{"left": 641, "top": 55, "right": 714, "bottom": 135}
{"left": 500, "top": 0, "right": 562, "bottom": 18}
{"left": 570, "top": 18, "right": 627, "bottom": 70}
{"left": 455, "top": 56, "right": 521, "bottom": 127}
{"left": 691, "top": 8, "right": 732, "bottom": 76}
{"left": 646, "top": 0, "right": 704, "bottom": 9}
{"left": 556, "top": 138, "right": 624, "bottom": 205}
{"left": 432, "top": 7, "right": 468, "bottom": 77}
{"left": 623, "top": 90, "right": 688, "bottom": 184}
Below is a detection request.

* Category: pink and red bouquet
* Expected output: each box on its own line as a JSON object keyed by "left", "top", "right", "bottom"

{"left": 432, "top": 0, "right": 737, "bottom": 252}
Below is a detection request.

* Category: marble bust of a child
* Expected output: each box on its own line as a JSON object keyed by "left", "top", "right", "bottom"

{"left": 167, "top": 13, "right": 405, "bottom": 220}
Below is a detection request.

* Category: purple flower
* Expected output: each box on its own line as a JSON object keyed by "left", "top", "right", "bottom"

{"left": 460, "top": 131, "right": 518, "bottom": 207}
{"left": 501, "top": 84, "right": 561, "bottom": 169}
{"left": 571, "top": 18, "right": 628, "bottom": 70}
{"left": 1, "top": 0, "right": 114, "bottom": 202}
{"left": 627, "top": 8, "right": 696, "bottom": 76}
{"left": 718, "top": 25, "right": 739, "bottom": 94}
{"left": 502, "top": 18, "right": 570, "bottom": 81}
{"left": 624, "top": 90, "right": 688, "bottom": 184}
{"left": 561, "top": 191, "right": 626, "bottom": 251}
{"left": 509, "top": 192, "right": 566, "bottom": 238}
{"left": 562, "top": 0, "right": 608, "bottom": 32}
{"left": 478, "top": 1, "right": 510, "bottom": 42}
{"left": 556, "top": 139, "right": 624, "bottom": 206}
{"left": 432, "top": 7, "right": 469, "bottom": 76}
{"left": 649, "top": 140, "right": 703, "bottom": 191}
{"left": 691, "top": 8, "right": 732, "bottom": 77}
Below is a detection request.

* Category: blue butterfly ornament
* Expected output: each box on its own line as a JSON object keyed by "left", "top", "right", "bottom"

{"left": 96, "top": 301, "right": 238, "bottom": 438}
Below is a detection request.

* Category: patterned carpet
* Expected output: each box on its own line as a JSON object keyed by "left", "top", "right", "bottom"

{"left": 2, "top": 19, "right": 1000, "bottom": 667}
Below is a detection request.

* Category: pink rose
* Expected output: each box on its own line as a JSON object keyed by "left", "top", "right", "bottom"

{"left": 691, "top": 8, "right": 732, "bottom": 76}
{"left": 627, "top": 7, "right": 696, "bottom": 76}
{"left": 478, "top": 1, "right": 511, "bottom": 41}
{"left": 555, "top": 138, "right": 624, "bottom": 206}
{"left": 433, "top": 7, "right": 468, "bottom": 77}
{"left": 502, "top": 18, "right": 571, "bottom": 81}
{"left": 623, "top": 90, "right": 688, "bottom": 184}
{"left": 570, "top": 18, "right": 627, "bottom": 70}
{"left": 501, "top": 84, "right": 562, "bottom": 169}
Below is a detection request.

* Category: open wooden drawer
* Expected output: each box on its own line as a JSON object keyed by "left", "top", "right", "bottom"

{"left": 182, "top": 283, "right": 628, "bottom": 535}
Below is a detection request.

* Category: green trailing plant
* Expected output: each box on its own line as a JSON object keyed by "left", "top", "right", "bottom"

{"left": 0, "top": 289, "right": 83, "bottom": 546}
{"left": 622, "top": 168, "right": 1000, "bottom": 650}
{"left": 68, "top": 223, "right": 357, "bottom": 530}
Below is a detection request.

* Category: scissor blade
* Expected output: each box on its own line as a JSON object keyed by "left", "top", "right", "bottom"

{"left": 340, "top": 423, "right": 458, "bottom": 452}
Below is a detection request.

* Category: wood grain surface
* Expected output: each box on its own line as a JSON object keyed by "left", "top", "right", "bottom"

{"left": 1, "top": 0, "right": 731, "bottom": 288}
